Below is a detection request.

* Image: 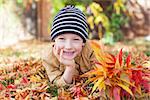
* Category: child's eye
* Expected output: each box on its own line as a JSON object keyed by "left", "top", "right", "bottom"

{"left": 73, "top": 39, "right": 80, "bottom": 41}
{"left": 58, "top": 37, "right": 65, "bottom": 40}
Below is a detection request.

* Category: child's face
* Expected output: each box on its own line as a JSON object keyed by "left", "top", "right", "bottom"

{"left": 54, "top": 33, "right": 84, "bottom": 60}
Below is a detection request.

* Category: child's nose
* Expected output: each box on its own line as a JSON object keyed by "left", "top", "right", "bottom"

{"left": 65, "top": 41, "right": 72, "bottom": 49}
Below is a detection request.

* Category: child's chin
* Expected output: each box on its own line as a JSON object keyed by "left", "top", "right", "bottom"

{"left": 63, "top": 55, "right": 76, "bottom": 60}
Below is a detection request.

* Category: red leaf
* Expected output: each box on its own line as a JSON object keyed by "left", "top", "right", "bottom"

{"left": 113, "top": 87, "right": 121, "bottom": 100}
{"left": 106, "top": 62, "right": 115, "bottom": 66}
{"left": 142, "top": 80, "right": 150, "bottom": 93}
{"left": 132, "top": 70, "right": 142, "bottom": 86}
{"left": 109, "top": 53, "right": 116, "bottom": 62}
{"left": 23, "top": 67, "right": 28, "bottom": 72}
{"left": 0, "top": 83, "right": 3, "bottom": 90}
{"left": 70, "top": 84, "right": 86, "bottom": 98}
{"left": 126, "top": 53, "right": 131, "bottom": 68}
{"left": 119, "top": 49, "right": 123, "bottom": 66}
{"left": 7, "top": 84, "right": 16, "bottom": 89}
{"left": 21, "top": 77, "right": 29, "bottom": 84}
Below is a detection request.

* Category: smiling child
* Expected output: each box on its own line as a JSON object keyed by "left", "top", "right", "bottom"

{"left": 42, "top": 5, "right": 96, "bottom": 86}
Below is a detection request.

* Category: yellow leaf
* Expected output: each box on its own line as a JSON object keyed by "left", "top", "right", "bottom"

{"left": 117, "top": 83, "right": 133, "bottom": 96}
{"left": 120, "top": 73, "right": 130, "bottom": 87}
{"left": 115, "top": 57, "right": 121, "bottom": 69}
{"left": 86, "top": 76, "right": 101, "bottom": 84}
{"left": 98, "top": 28, "right": 103, "bottom": 39}
{"left": 90, "top": 2, "right": 103, "bottom": 16}
{"left": 35, "top": 74, "right": 42, "bottom": 80}
{"left": 91, "top": 77, "right": 104, "bottom": 93}
{"left": 94, "top": 14, "right": 109, "bottom": 29}
{"left": 95, "top": 15, "right": 103, "bottom": 25}
{"left": 87, "top": 16, "right": 94, "bottom": 29}
{"left": 90, "top": 5, "right": 98, "bottom": 16}
{"left": 136, "top": 85, "right": 142, "bottom": 95}
{"left": 114, "top": 1, "right": 120, "bottom": 14}
{"left": 119, "top": 78, "right": 135, "bottom": 87}
{"left": 114, "top": 0, "right": 126, "bottom": 14}
{"left": 30, "top": 75, "right": 41, "bottom": 82}
{"left": 98, "top": 81, "right": 105, "bottom": 91}
{"left": 93, "top": 2, "right": 103, "bottom": 12}
{"left": 14, "top": 79, "right": 20, "bottom": 85}
{"left": 143, "top": 61, "right": 150, "bottom": 68}
{"left": 38, "top": 71, "right": 44, "bottom": 78}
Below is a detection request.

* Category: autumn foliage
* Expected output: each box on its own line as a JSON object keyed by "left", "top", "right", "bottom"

{"left": 80, "top": 40, "right": 150, "bottom": 99}
{"left": 0, "top": 41, "right": 150, "bottom": 99}
{"left": 58, "top": 40, "right": 150, "bottom": 99}
{"left": 0, "top": 58, "right": 52, "bottom": 99}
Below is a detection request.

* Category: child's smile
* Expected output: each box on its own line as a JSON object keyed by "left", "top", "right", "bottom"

{"left": 54, "top": 33, "right": 84, "bottom": 60}
{"left": 62, "top": 50, "right": 76, "bottom": 60}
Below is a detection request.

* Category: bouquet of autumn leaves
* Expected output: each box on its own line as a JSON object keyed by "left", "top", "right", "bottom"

{"left": 59, "top": 41, "right": 150, "bottom": 100}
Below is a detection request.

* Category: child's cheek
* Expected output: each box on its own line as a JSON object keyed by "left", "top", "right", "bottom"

{"left": 55, "top": 45, "right": 63, "bottom": 55}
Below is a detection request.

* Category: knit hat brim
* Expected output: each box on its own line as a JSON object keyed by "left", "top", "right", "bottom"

{"left": 51, "top": 29, "right": 87, "bottom": 42}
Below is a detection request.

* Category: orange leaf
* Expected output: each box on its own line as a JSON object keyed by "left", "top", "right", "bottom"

{"left": 89, "top": 40, "right": 101, "bottom": 49}
{"left": 85, "top": 76, "right": 102, "bottom": 84}
{"left": 105, "top": 78, "right": 111, "bottom": 86}
{"left": 115, "top": 56, "right": 121, "bottom": 69}
{"left": 80, "top": 69, "right": 103, "bottom": 78}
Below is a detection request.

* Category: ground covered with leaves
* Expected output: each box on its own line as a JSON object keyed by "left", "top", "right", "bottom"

{"left": 0, "top": 39, "right": 149, "bottom": 99}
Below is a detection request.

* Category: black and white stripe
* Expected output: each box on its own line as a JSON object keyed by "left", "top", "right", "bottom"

{"left": 50, "top": 5, "right": 88, "bottom": 42}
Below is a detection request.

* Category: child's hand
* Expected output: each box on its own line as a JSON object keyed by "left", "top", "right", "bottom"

{"left": 60, "top": 49, "right": 75, "bottom": 67}
{"left": 53, "top": 45, "right": 75, "bottom": 67}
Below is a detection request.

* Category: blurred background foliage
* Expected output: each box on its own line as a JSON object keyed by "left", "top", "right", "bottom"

{"left": 50, "top": 0, "right": 129, "bottom": 44}
{"left": 0, "top": 0, "right": 149, "bottom": 45}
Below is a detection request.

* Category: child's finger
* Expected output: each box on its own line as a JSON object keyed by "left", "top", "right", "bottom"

{"left": 59, "top": 49, "right": 75, "bottom": 67}
{"left": 59, "top": 49, "right": 63, "bottom": 62}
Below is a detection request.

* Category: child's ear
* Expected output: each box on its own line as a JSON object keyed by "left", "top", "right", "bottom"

{"left": 82, "top": 43, "right": 85, "bottom": 47}
{"left": 50, "top": 39, "right": 55, "bottom": 42}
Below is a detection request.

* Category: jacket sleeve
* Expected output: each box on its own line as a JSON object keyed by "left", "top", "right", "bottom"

{"left": 42, "top": 46, "right": 68, "bottom": 87}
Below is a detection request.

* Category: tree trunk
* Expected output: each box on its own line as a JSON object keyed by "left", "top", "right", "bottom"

{"left": 37, "top": 0, "right": 51, "bottom": 41}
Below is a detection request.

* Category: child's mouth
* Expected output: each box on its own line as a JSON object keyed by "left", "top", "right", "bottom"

{"left": 63, "top": 51, "right": 75, "bottom": 59}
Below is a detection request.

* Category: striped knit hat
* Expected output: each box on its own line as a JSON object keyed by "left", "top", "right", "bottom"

{"left": 50, "top": 5, "right": 88, "bottom": 42}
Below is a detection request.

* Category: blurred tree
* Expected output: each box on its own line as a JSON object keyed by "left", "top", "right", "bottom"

{"left": 37, "top": 0, "right": 51, "bottom": 41}
{"left": 87, "top": 0, "right": 129, "bottom": 44}
{"left": 16, "top": 0, "right": 52, "bottom": 41}
{"left": 123, "top": 0, "right": 150, "bottom": 39}
{"left": 12, "top": 0, "right": 149, "bottom": 42}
